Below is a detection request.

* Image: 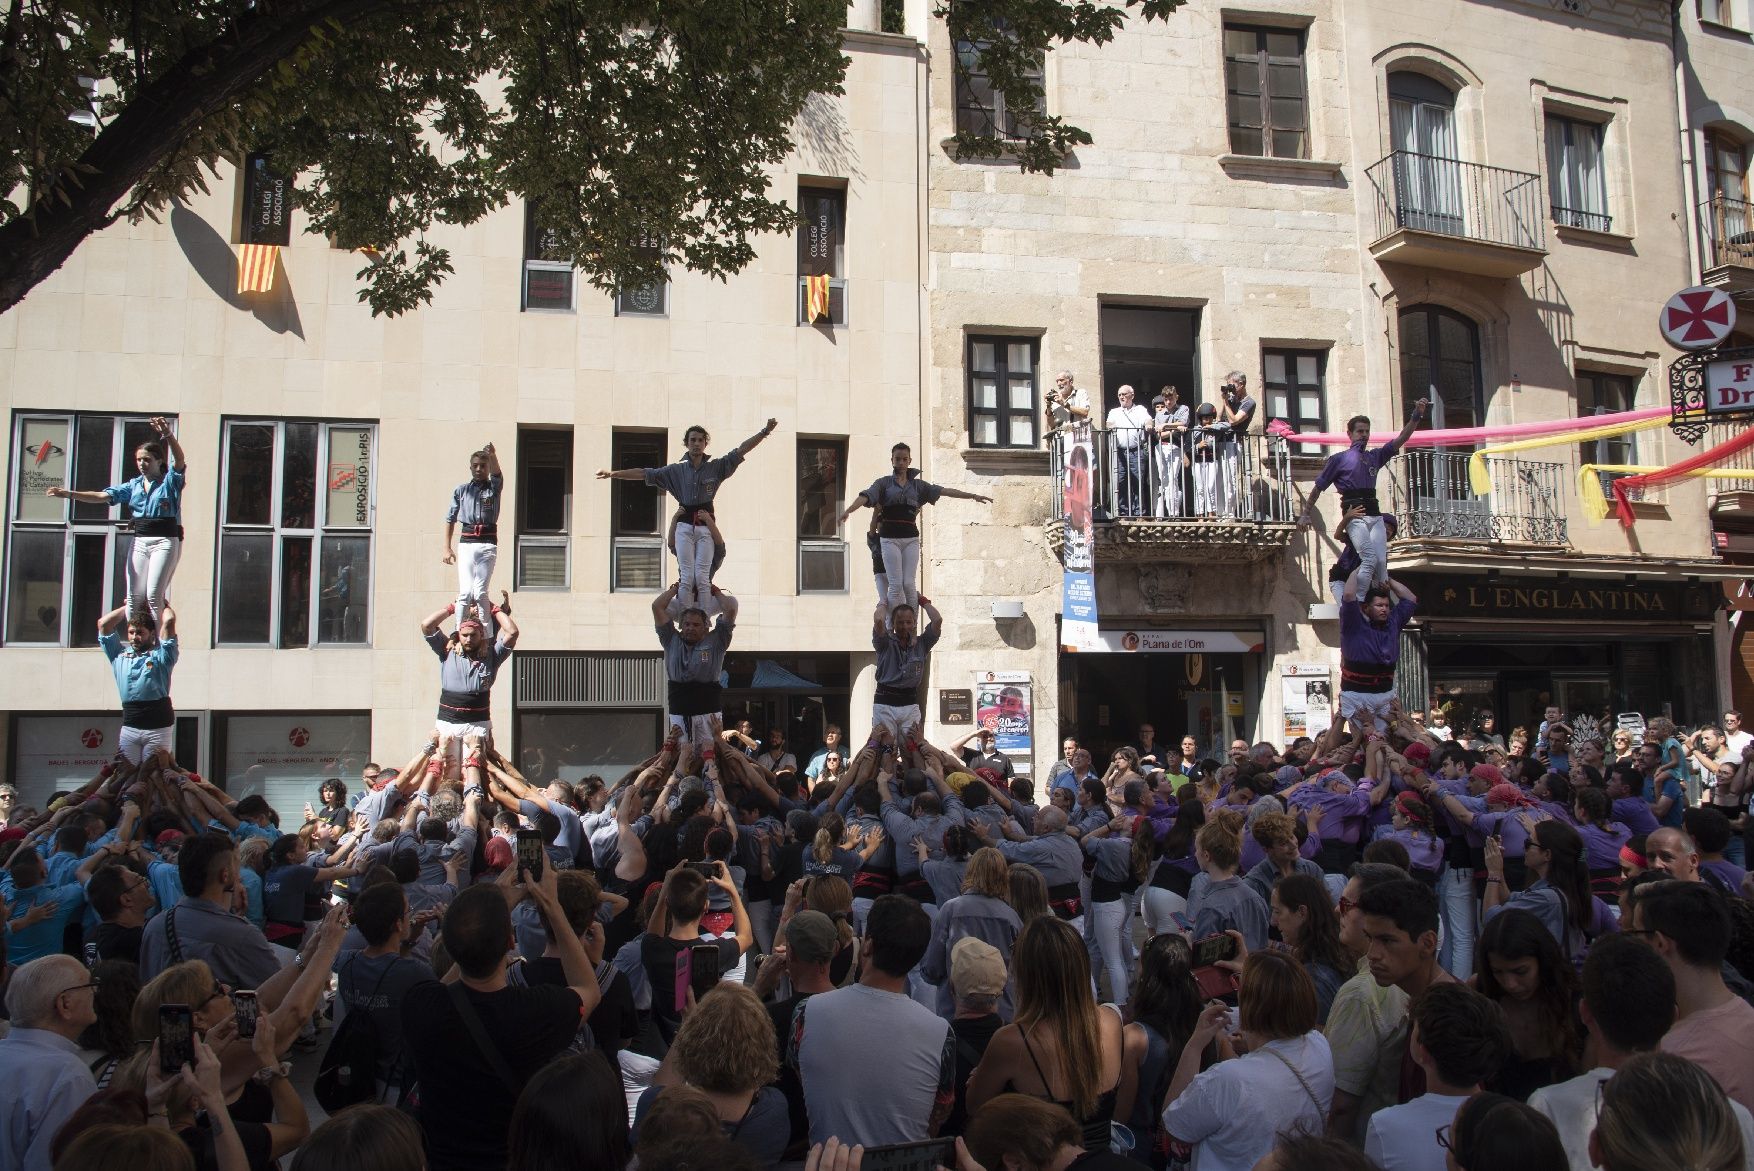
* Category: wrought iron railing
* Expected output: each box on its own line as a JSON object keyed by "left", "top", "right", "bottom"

{"left": 1048, "top": 427, "right": 1296, "bottom": 525}
{"left": 1701, "top": 192, "right": 1754, "bottom": 271}
{"left": 1552, "top": 205, "right": 1612, "bottom": 233}
{"left": 1386, "top": 449, "right": 1569, "bottom": 546}
{"left": 1366, "top": 151, "right": 1545, "bottom": 252}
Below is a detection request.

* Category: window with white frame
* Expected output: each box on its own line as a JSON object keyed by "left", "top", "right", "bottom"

{"left": 615, "top": 231, "right": 669, "bottom": 317}
{"left": 610, "top": 430, "right": 667, "bottom": 592}
{"left": 1546, "top": 114, "right": 1611, "bottom": 232}
{"left": 523, "top": 201, "right": 575, "bottom": 312}
{"left": 798, "top": 437, "right": 847, "bottom": 593}
{"left": 216, "top": 419, "right": 375, "bottom": 646}
{"left": 517, "top": 427, "right": 572, "bottom": 590}
{"left": 967, "top": 335, "right": 1040, "bottom": 449}
{"left": 6, "top": 413, "right": 167, "bottom": 646}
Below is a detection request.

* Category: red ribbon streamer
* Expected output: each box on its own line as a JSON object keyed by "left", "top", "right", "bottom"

{"left": 1612, "top": 425, "right": 1754, "bottom": 525}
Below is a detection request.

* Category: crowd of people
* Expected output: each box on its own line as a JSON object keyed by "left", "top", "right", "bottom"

{"left": 2, "top": 685, "right": 1753, "bottom": 1171}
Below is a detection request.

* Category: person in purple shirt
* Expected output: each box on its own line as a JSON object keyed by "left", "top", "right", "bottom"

{"left": 1572, "top": 787, "right": 1632, "bottom": 878}
{"left": 1300, "top": 399, "right": 1428, "bottom": 597}
{"left": 1606, "top": 764, "right": 1661, "bottom": 837}
{"left": 1283, "top": 768, "right": 1390, "bottom": 873}
{"left": 1337, "top": 577, "right": 1418, "bottom": 733}
{"left": 1371, "top": 791, "right": 1445, "bottom": 881}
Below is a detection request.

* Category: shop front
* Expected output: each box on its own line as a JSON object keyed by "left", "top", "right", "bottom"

{"left": 1059, "top": 627, "right": 1265, "bottom": 762}
{"left": 1395, "top": 573, "right": 1720, "bottom": 736}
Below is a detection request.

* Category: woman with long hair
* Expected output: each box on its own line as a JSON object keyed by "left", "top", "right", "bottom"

{"left": 802, "top": 812, "right": 863, "bottom": 882}
{"left": 1161, "top": 950, "right": 1333, "bottom": 1169}
{"left": 1483, "top": 817, "right": 1606, "bottom": 965}
{"left": 512, "top": 1052, "right": 633, "bottom": 1171}
{"left": 965, "top": 916, "right": 1125, "bottom": 1151}
{"left": 800, "top": 874, "right": 858, "bottom": 986}
{"left": 1115, "top": 933, "right": 1208, "bottom": 1146}
{"left": 1572, "top": 786, "right": 1631, "bottom": 899}
{"left": 1007, "top": 863, "right": 1052, "bottom": 926}
{"left": 1591, "top": 1052, "right": 1747, "bottom": 1171}
{"left": 1441, "top": 1092, "right": 1567, "bottom": 1171}
{"left": 1473, "top": 909, "right": 1582, "bottom": 1100}
{"left": 1141, "top": 788, "right": 1205, "bottom": 937}
{"left": 1369, "top": 792, "right": 1443, "bottom": 884}
{"left": 1270, "top": 872, "right": 1350, "bottom": 1024}
{"left": 921, "top": 847, "right": 1022, "bottom": 1018}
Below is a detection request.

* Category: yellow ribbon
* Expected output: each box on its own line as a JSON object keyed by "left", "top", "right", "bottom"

{"left": 1467, "top": 416, "right": 1670, "bottom": 495}
{"left": 1578, "top": 463, "right": 1754, "bottom": 522}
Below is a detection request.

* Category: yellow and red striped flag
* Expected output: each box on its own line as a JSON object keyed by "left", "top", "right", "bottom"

{"left": 804, "top": 273, "right": 830, "bottom": 323}
{"left": 237, "top": 243, "right": 280, "bottom": 294}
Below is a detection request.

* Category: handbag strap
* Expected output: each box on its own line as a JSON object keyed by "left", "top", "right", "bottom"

{"left": 447, "top": 981, "right": 520, "bottom": 1093}
{"left": 166, "top": 905, "right": 185, "bottom": 965}
{"left": 1260, "top": 1041, "right": 1324, "bottom": 1118}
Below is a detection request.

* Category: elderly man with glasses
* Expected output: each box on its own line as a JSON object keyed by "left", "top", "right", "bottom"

{"left": 0, "top": 954, "right": 100, "bottom": 1171}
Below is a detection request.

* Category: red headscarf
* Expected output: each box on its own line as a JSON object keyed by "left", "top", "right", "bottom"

{"left": 1485, "top": 782, "right": 1538, "bottom": 810}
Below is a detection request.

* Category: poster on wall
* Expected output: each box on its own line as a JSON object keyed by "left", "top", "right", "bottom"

{"left": 221, "top": 714, "right": 372, "bottom": 816}
{"left": 1059, "top": 429, "right": 1100, "bottom": 651}
{"left": 13, "top": 715, "right": 123, "bottom": 808}
{"left": 1282, "top": 662, "right": 1333, "bottom": 741}
{"left": 974, "top": 671, "right": 1034, "bottom": 774}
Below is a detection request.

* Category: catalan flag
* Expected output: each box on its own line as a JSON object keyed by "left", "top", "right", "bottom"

{"left": 804, "top": 273, "right": 830, "bottom": 323}
{"left": 237, "top": 243, "right": 280, "bottom": 294}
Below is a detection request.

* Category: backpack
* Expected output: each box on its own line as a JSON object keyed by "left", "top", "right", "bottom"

{"left": 314, "top": 957, "right": 403, "bottom": 1112}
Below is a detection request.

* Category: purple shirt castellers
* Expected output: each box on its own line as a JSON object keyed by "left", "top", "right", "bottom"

{"left": 1313, "top": 435, "right": 1407, "bottom": 496}
{"left": 1339, "top": 597, "right": 1417, "bottom": 673}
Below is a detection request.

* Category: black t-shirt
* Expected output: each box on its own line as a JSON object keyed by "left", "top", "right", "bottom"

{"left": 639, "top": 932, "right": 743, "bottom": 1032}
{"left": 946, "top": 1013, "right": 1004, "bottom": 1135}
{"left": 522, "top": 956, "right": 639, "bottom": 1070}
{"left": 85, "top": 920, "right": 143, "bottom": 964}
{"left": 400, "top": 980, "right": 585, "bottom": 1171}
{"left": 961, "top": 748, "right": 1016, "bottom": 780}
{"left": 179, "top": 1116, "right": 274, "bottom": 1171}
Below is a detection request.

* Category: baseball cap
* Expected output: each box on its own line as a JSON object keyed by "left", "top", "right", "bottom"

{"left": 783, "top": 910, "right": 839, "bottom": 965}
{"left": 951, "top": 937, "right": 1007, "bottom": 999}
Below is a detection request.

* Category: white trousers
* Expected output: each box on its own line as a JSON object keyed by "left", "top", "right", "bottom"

{"left": 1088, "top": 897, "right": 1132, "bottom": 1003}
{"left": 1345, "top": 514, "right": 1389, "bottom": 593}
{"left": 455, "top": 542, "right": 497, "bottom": 615}
{"left": 880, "top": 536, "right": 920, "bottom": 613}
{"left": 873, "top": 703, "right": 922, "bottom": 745}
{"left": 1218, "top": 445, "right": 1240, "bottom": 517}
{"left": 675, "top": 522, "right": 715, "bottom": 610}
{"left": 1153, "top": 448, "right": 1184, "bottom": 518}
{"left": 667, "top": 713, "right": 721, "bottom": 749}
{"left": 119, "top": 725, "right": 174, "bottom": 766}
{"left": 127, "top": 536, "right": 180, "bottom": 622}
{"left": 1192, "top": 461, "right": 1219, "bottom": 516}
{"left": 1341, "top": 688, "right": 1395, "bottom": 733}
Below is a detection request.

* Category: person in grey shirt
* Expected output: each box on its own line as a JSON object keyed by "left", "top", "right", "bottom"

{"left": 598, "top": 418, "right": 777, "bottom": 612}
{"left": 654, "top": 583, "right": 739, "bottom": 750}
{"left": 976, "top": 807, "right": 1087, "bottom": 933}
{"left": 880, "top": 769, "right": 967, "bottom": 889}
{"left": 139, "top": 831, "right": 286, "bottom": 989}
{"left": 872, "top": 597, "right": 942, "bottom": 745}
{"left": 0, "top": 955, "right": 98, "bottom": 1171}
{"left": 442, "top": 442, "right": 502, "bottom": 621}
{"left": 919, "top": 848, "right": 1022, "bottom": 1020}
{"left": 792, "top": 894, "right": 955, "bottom": 1147}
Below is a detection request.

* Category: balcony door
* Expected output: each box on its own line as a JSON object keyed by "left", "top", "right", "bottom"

{"left": 1389, "top": 72, "right": 1463, "bottom": 236}
{"left": 1399, "top": 305, "right": 1487, "bottom": 534}
{"left": 1706, "top": 128, "right": 1752, "bottom": 264}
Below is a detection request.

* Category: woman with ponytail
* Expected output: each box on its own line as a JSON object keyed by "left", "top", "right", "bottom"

{"left": 802, "top": 811, "right": 862, "bottom": 882}
{"left": 1368, "top": 791, "right": 1444, "bottom": 884}
{"left": 1080, "top": 798, "right": 1150, "bottom": 1003}
{"left": 1141, "top": 789, "right": 1205, "bottom": 938}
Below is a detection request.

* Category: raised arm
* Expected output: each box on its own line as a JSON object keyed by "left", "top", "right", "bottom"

{"left": 652, "top": 584, "right": 678, "bottom": 626}
{"left": 718, "top": 591, "right": 739, "bottom": 624}
{"left": 492, "top": 597, "right": 519, "bottom": 650}
{"left": 420, "top": 605, "right": 455, "bottom": 637}
{"left": 1394, "top": 399, "right": 1430, "bottom": 448}
{"left": 1387, "top": 577, "right": 1417, "bottom": 605}
{"left": 152, "top": 416, "right": 187, "bottom": 473}
{"left": 158, "top": 604, "right": 178, "bottom": 642}
{"left": 595, "top": 466, "right": 650, "bottom": 481}
{"left": 98, "top": 604, "right": 128, "bottom": 638}
{"left": 736, "top": 418, "right": 778, "bottom": 457}
{"left": 46, "top": 485, "right": 112, "bottom": 504}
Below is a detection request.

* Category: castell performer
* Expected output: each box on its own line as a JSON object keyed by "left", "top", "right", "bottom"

{"left": 1339, "top": 577, "right": 1417, "bottom": 732}
{"left": 442, "top": 442, "right": 503, "bottom": 621}
{"left": 598, "top": 419, "right": 777, "bottom": 612}
{"left": 1300, "top": 398, "right": 1428, "bottom": 598}
{"left": 655, "top": 582, "right": 739, "bottom": 749}
{"left": 841, "top": 442, "right": 990, "bottom": 616}
{"left": 98, "top": 603, "right": 179, "bottom": 766}
{"left": 48, "top": 415, "right": 186, "bottom": 625}
{"left": 871, "top": 595, "right": 942, "bottom": 745}
{"left": 420, "top": 592, "right": 519, "bottom": 756}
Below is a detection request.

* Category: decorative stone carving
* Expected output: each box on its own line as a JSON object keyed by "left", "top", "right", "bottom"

{"left": 1138, "top": 564, "right": 1194, "bottom": 612}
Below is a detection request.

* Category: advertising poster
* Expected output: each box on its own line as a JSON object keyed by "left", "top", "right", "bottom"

{"left": 975, "top": 671, "right": 1034, "bottom": 774}
{"left": 1059, "top": 429, "right": 1101, "bottom": 650}
{"left": 1282, "top": 662, "right": 1333, "bottom": 741}
{"left": 13, "top": 715, "right": 123, "bottom": 808}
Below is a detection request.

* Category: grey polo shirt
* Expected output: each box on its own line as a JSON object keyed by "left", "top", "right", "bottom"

{"left": 446, "top": 472, "right": 503, "bottom": 527}
{"left": 139, "top": 896, "right": 284, "bottom": 989}
{"left": 657, "top": 617, "right": 734, "bottom": 683}
{"left": 993, "top": 832, "right": 1084, "bottom": 889}
{"left": 874, "top": 623, "right": 941, "bottom": 694}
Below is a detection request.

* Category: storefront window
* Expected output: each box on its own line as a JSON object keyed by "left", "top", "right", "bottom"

{"left": 214, "top": 713, "right": 372, "bottom": 817}
{"left": 516, "top": 710, "right": 662, "bottom": 787}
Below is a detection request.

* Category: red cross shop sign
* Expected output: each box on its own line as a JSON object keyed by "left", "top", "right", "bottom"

{"left": 1661, "top": 286, "right": 1737, "bottom": 351}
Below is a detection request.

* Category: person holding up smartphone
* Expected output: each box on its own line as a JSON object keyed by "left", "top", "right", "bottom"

{"left": 638, "top": 862, "right": 755, "bottom": 1045}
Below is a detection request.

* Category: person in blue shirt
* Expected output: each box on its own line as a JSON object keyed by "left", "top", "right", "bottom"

{"left": 442, "top": 441, "right": 503, "bottom": 623}
{"left": 1, "top": 847, "right": 84, "bottom": 965}
{"left": 96, "top": 602, "right": 178, "bottom": 767}
{"left": 48, "top": 415, "right": 186, "bottom": 625}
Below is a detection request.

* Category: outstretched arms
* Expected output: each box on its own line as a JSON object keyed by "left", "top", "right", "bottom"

{"left": 737, "top": 418, "right": 779, "bottom": 457}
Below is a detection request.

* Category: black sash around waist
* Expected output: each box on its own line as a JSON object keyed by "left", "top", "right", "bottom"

{"left": 879, "top": 504, "right": 919, "bottom": 540}
{"left": 121, "top": 696, "right": 175, "bottom": 730}
{"left": 458, "top": 522, "right": 497, "bottom": 543}
{"left": 1340, "top": 489, "right": 1382, "bottom": 517}
{"left": 668, "top": 679, "right": 722, "bottom": 718}
{"left": 1150, "top": 861, "right": 1195, "bottom": 896}
{"left": 1340, "top": 660, "right": 1395, "bottom": 692}
{"left": 131, "top": 516, "right": 183, "bottom": 539}
{"left": 874, "top": 686, "right": 919, "bottom": 707}
{"left": 1090, "top": 873, "right": 1139, "bottom": 902}
{"left": 677, "top": 503, "right": 716, "bottom": 524}
{"left": 1047, "top": 882, "right": 1084, "bottom": 920}
{"left": 437, "top": 688, "right": 492, "bottom": 723}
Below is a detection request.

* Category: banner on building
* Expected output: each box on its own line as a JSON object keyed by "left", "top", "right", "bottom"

{"left": 974, "top": 671, "right": 1033, "bottom": 774}
{"left": 16, "top": 417, "right": 69, "bottom": 522}
{"left": 241, "top": 153, "right": 292, "bottom": 247}
{"left": 1282, "top": 662, "right": 1333, "bottom": 741}
{"left": 1059, "top": 430, "right": 1100, "bottom": 651}
{"left": 1097, "top": 629, "right": 1264, "bottom": 654}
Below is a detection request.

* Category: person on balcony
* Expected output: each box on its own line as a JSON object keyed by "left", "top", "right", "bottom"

{"left": 1190, "top": 403, "right": 1226, "bottom": 518}
{"left": 1105, "top": 385, "right": 1153, "bottom": 517}
{"left": 1218, "top": 371, "right": 1257, "bottom": 519}
{"left": 1152, "top": 387, "right": 1189, "bottom": 519}
{"left": 1299, "top": 399, "right": 1429, "bottom": 598}
{"left": 1339, "top": 577, "right": 1418, "bottom": 733}
{"left": 841, "top": 442, "right": 990, "bottom": 619}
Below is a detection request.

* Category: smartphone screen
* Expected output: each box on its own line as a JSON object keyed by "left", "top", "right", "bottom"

{"left": 688, "top": 861, "right": 718, "bottom": 879}
{"left": 159, "top": 1003, "right": 195, "bottom": 1074}
{"left": 232, "top": 990, "right": 258, "bottom": 1039}
{"left": 690, "top": 941, "right": 722, "bottom": 1000}
{"left": 330, "top": 879, "right": 353, "bottom": 906}
{"left": 516, "top": 829, "right": 545, "bottom": 880}
{"left": 860, "top": 1138, "right": 959, "bottom": 1171}
{"left": 673, "top": 947, "right": 693, "bottom": 1015}
{"left": 1193, "top": 933, "right": 1239, "bottom": 968}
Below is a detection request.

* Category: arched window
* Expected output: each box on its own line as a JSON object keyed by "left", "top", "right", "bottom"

{"left": 1398, "top": 305, "right": 1483, "bottom": 430}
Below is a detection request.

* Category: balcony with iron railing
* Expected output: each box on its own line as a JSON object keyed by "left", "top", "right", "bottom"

{"left": 1365, "top": 151, "right": 1547, "bottom": 278}
{"left": 1385, "top": 449, "right": 1570, "bottom": 548}
{"left": 1047, "top": 428, "right": 1297, "bottom": 563}
{"left": 1700, "top": 193, "right": 1754, "bottom": 293}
